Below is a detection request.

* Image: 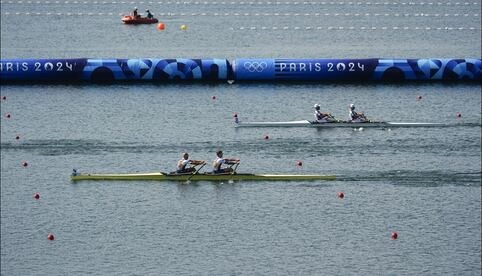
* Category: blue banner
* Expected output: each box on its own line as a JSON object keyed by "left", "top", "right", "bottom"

{"left": 1, "top": 58, "right": 232, "bottom": 83}
{"left": 233, "top": 58, "right": 481, "bottom": 82}
{"left": 1, "top": 58, "right": 480, "bottom": 83}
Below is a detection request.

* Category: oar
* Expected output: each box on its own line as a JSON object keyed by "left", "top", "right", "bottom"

{"left": 187, "top": 162, "right": 206, "bottom": 181}
{"left": 228, "top": 162, "right": 239, "bottom": 175}
{"left": 327, "top": 113, "right": 341, "bottom": 123}
{"left": 361, "top": 114, "right": 371, "bottom": 123}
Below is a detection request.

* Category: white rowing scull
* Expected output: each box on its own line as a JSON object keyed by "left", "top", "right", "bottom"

{"left": 234, "top": 120, "right": 452, "bottom": 128}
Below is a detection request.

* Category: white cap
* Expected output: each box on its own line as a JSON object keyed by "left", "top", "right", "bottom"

{"left": 134, "top": 7, "right": 137, "bottom": 9}
{"left": 314, "top": 104, "right": 320, "bottom": 108}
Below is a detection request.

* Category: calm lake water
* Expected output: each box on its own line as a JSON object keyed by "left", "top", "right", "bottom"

{"left": 1, "top": 1, "right": 481, "bottom": 275}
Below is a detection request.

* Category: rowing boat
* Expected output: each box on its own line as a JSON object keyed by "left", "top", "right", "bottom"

{"left": 71, "top": 172, "right": 336, "bottom": 181}
{"left": 234, "top": 120, "right": 448, "bottom": 128}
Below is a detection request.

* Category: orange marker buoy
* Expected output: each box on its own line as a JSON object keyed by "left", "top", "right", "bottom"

{"left": 157, "top": 22, "right": 165, "bottom": 30}
{"left": 391, "top": 232, "right": 398, "bottom": 240}
{"left": 337, "top": 192, "right": 344, "bottom": 199}
{"left": 33, "top": 192, "right": 40, "bottom": 199}
{"left": 47, "top": 233, "right": 55, "bottom": 240}
{"left": 456, "top": 112, "right": 462, "bottom": 118}
{"left": 22, "top": 161, "right": 28, "bottom": 167}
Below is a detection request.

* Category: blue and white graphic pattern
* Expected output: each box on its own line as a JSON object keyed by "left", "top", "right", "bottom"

{"left": 1, "top": 58, "right": 480, "bottom": 83}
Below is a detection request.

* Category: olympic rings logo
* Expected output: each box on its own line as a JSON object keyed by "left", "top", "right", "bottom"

{"left": 243, "top": 61, "right": 268, "bottom": 72}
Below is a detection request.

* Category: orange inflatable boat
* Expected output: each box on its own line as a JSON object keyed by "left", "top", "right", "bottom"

{"left": 121, "top": 15, "right": 158, "bottom": 24}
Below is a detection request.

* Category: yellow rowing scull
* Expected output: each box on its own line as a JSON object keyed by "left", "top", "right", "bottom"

{"left": 71, "top": 172, "right": 336, "bottom": 181}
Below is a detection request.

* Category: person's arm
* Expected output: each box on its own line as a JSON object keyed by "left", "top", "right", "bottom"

{"left": 224, "top": 158, "right": 240, "bottom": 164}
{"left": 190, "top": 160, "right": 205, "bottom": 165}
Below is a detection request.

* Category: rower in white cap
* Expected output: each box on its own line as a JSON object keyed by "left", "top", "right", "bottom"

{"left": 348, "top": 103, "right": 368, "bottom": 123}
{"left": 313, "top": 103, "right": 337, "bottom": 123}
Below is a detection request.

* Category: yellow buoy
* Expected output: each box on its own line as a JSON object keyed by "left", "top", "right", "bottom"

{"left": 180, "top": 24, "right": 187, "bottom": 30}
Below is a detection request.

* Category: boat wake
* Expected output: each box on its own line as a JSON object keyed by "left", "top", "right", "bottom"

{"left": 338, "top": 170, "right": 482, "bottom": 186}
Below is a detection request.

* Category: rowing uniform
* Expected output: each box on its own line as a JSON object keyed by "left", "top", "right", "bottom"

{"left": 177, "top": 159, "right": 194, "bottom": 173}
{"left": 314, "top": 110, "right": 330, "bottom": 123}
{"left": 212, "top": 157, "right": 226, "bottom": 173}
{"left": 349, "top": 110, "right": 366, "bottom": 123}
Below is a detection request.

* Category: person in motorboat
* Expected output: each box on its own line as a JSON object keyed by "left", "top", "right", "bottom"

{"left": 349, "top": 103, "right": 369, "bottom": 123}
{"left": 132, "top": 7, "right": 140, "bottom": 18}
{"left": 146, "top": 9, "right": 154, "bottom": 19}
{"left": 176, "top": 152, "right": 205, "bottom": 174}
{"left": 313, "top": 103, "right": 336, "bottom": 123}
{"left": 212, "top": 150, "right": 240, "bottom": 174}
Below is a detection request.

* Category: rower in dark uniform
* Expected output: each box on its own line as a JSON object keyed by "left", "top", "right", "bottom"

{"left": 349, "top": 103, "right": 368, "bottom": 123}
{"left": 313, "top": 103, "right": 336, "bottom": 123}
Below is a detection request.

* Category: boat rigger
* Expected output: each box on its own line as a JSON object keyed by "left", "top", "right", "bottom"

{"left": 70, "top": 172, "right": 336, "bottom": 182}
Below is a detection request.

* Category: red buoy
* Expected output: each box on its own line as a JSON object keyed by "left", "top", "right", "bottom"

{"left": 47, "top": 233, "right": 55, "bottom": 240}
{"left": 391, "top": 231, "right": 398, "bottom": 240}
{"left": 33, "top": 192, "right": 40, "bottom": 199}
{"left": 22, "top": 161, "right": 28, "bottom": 167}
{"left": 456, "top": 112, "right": 462, "bottom": 118}
{"left": 337, "top": 192, "right": 344, "bottom": 199}
{"left": 157, "top": 22, "right": 165, "bottom": 30}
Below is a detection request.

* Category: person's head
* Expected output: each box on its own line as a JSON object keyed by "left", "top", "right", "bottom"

{"left": 146, "top": 9, "right": 149, "bottom": 12}
{"left": 314, "top": 104, "right": 320, "bottom": 110}
{"left": 134, "top": 7, "right": 137, "bottom": 10}
{"left": 350, "top": 104, "right": 355, "bottom": 110}
{"left": 216, "top": 150, "right": 223, "bottom": 157}
{"left": 182, "top": 152, "right": 189, "bottom": 160}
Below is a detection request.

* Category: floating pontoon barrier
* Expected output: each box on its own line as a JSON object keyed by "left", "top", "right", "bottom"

{"left": 233, "top": 58, "right": 481, "bottom": 82}
{"left": 0, "top": 58, "right": 232, "bottom": 83}
{"left": 1, "top": 58, "right": 480, "bottom": 83}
